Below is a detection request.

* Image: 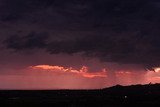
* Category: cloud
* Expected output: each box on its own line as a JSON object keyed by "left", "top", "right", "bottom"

{"left": 29, "top": 65, "right": 107, "bottom": 78}
{"left": 0, "top": 0, "right": 54, "bottom": 22}
{"left": 2, "top": 0, "right": 160, "bottom": 68}
{"left": 0, "top": 0, "right": 155, "bottom": 24}
{"left": 1, "top": 64, "right": 160, "bottom": 89}
{"left": 145, "top": 67, "right": 160, "bottom": 83}
{"left": 4, "top": 32, "right": 49, "bottom": 50}
{"left": 4, "top": 30, "right": 160, "bottom": 68}
{"left": 8, "top": 33, "right": 160, "bottom": 66}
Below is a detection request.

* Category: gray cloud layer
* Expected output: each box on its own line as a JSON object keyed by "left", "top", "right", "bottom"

{"left": 2, "top": 0, "right": 160, "bottom": 68}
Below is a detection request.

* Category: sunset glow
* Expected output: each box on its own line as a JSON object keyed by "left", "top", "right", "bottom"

{"left": 0, "top": 0, "right": 160, "bottom": 91}
{"left": 30, "top": 65, "right": 107, "bottom": 78}
{"left": 0, "top": 64, "right": 160, "bottom": 89}
{"left": 153, "top": 67, "right": 160, "bottom": 73}
{"left": 0, "top": 0, "right": 159, "bottom": 92}
{"left": 145, "top": 68, "right": 160, "bottom": 83}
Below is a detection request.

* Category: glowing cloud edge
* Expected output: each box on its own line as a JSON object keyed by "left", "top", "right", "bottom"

{"left": 29, "top": 65, "right": 107, "bottom": 78}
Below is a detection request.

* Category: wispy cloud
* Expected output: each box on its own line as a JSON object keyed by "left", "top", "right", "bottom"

{"left": 30, "top": 65, "right": 107, "bottom": 78}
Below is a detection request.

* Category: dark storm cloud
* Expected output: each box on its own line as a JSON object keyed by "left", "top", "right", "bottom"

{"left": 0, "top": 0, "right": 54, "bottom": 22}
{"left": 0, "top": 0, "right": 154, "bottom": 25}
{"left": 2, "top": 0, "right": 160, "bottom": 67}
{"left": 46, "top": 33, "right": 160, "bottom": 66}
{"left": 4, "top": 32, "right": 49, "bottom": 50}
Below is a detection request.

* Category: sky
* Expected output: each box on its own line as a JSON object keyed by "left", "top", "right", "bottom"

{"left": 0, "top": 0, "right": 160, "bottom": 89}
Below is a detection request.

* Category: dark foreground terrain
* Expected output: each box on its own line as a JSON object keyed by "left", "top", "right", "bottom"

{"left": 0, "top": 84, "right": 160, "bottom": 107}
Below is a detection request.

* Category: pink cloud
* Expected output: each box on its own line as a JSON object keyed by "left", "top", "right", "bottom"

{"left": 29, "top": 65, "right": 107, "bottom": 78}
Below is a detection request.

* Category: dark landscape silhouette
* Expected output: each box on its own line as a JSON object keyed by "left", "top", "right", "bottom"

{"left": 1, "top": 83, "right": 160, "bottom": 107}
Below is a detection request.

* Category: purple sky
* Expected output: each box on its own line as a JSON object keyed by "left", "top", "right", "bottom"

{"left": 0, "top": 0, "right": 160, "bottom": 89}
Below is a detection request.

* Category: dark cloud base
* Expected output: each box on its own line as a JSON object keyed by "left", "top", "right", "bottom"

{"left": 2, "top": 0, "right": 160, "bottom": 68}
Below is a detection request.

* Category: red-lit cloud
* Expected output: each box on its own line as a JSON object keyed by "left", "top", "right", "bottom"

{"left": 0, "top": 65, "right": 160, "bottom": 89}
{"left": 153, "top": 67, "right": 160, "bottom": 73}
{"left": 0, "top": 65, "right": 108, "bottom": 89}
{"left": 29, "top": 65, "right": 107, "bottom": 78}
{"left": 145, "top": 67, "right": 160, "bottom": 83}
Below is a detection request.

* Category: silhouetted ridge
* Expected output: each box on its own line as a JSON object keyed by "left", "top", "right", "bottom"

{"left": 0, "top": 83, "right": 160, "bottom": 106}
